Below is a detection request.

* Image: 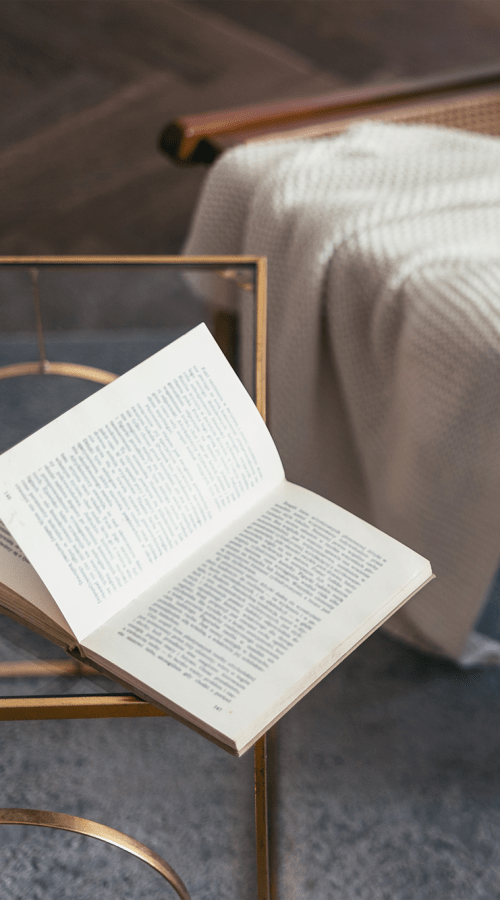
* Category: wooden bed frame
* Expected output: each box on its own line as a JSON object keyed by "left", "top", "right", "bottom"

{"left": 159, "top": 63, "right": 500, "bottom": 166}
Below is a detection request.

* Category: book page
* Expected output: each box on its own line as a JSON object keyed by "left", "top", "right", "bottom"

{"left": 84, "top": 482, "right": 431, "bottom": 752}
{"left": 0, "top": 519, "right": 74, "bottom": 637}
{"left": 0, "top": 326, "right": 284, "bottom": 641}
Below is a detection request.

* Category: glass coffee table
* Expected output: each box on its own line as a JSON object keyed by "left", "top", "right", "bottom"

{"left": 0, "top": 256, "right": 274, "bottom": 900}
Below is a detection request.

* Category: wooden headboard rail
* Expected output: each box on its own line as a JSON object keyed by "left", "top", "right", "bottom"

{"left": 159, "top": 63, "right": 500, "bottom": 165}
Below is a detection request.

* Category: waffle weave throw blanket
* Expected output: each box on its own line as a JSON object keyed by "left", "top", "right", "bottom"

{"left": 184, "top": 121, "right": 500, "bottom": 663}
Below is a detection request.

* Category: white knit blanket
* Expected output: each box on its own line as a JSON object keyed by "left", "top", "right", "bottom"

{"left": 184, "top": 121, "right": 500, "bottom": 663}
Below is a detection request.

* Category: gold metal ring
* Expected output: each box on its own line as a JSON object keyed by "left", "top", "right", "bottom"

{"left": 0, "top": 360, "right": 117, "bottom": 384}
{"left": 0, "top": 808, "right": 192, "bottom": 899}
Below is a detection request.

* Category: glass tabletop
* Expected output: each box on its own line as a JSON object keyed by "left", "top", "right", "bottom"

{"left": 0, "top": 255, "right": 266, "bottom": 715}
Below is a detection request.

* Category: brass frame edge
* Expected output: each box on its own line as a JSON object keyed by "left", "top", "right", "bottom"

{"left": 0, "top": 255, "right": 265, "bottom": 265}
{"left": 0, "top": 361, "right": 117, "bottom": 383}
{"left": 0, "top": 695, "right": 166, "bottom": 719}
{"left": 0, "top": 808, "right": 191, "bottom": 899}
{"left": 254, "top": 257, "right": 267, "bottom": 422}
{"left": 255, "top": 734, "right": 271, "bottom": 900}
{"left": 251, "top": 259, "right": 272, "bottom": 898}
{"left": 0, "top": 659, "right": 98, "bottom": 678}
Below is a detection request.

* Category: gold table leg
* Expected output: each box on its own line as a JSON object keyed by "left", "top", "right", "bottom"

{"left": 254, "top": 728, "right": 278, "bottom": 900}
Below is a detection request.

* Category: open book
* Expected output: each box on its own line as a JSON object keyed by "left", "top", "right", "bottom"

{"left": 0, "top": 325, "right": 432, "bottom": 755}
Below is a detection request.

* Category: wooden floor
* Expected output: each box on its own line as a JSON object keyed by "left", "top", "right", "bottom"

{"left": 1, "top": 0, "right": 500, "bottom": 323}
{"left": 0, "top": 0, "right": 342, "bottom": 259}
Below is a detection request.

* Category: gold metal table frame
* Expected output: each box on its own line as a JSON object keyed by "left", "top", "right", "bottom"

{"left": 0, "top": 255, "right": 274, "bottom": 900}
{"left": 0, "top": 808, "right": 191, "bottom": 900}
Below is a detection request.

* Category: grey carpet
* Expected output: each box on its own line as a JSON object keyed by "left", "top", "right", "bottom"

{"left": 0, "top": 336, "right": 499, "bottom": 899}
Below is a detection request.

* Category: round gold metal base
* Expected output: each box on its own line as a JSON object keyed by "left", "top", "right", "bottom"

{"left": 0, "top": 360, "right": 117, "bottom": 384}
{"left": 0, "top": 808, "right": 192, "bottom": 899}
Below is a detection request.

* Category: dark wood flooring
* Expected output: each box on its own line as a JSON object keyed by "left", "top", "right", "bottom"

{"left": 0, "top": 0, "right": 341, "bottom": 260}
{"left": 203, "top": 1, "right": 500, "bottom": 84}
{"left": 1, "top": 0, "right": 500, "bottom": 326}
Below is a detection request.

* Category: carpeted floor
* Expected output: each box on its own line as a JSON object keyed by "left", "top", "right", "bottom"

{"left": 1, "top": 625, "right": 499, "bottom": 900}
{"left": 1, "top": 604, "right": 499, "bottom": 899}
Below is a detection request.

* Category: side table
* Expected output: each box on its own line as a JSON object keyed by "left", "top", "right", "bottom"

{"left": 0, "top": 255, "right": 275, "bottom": 900}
